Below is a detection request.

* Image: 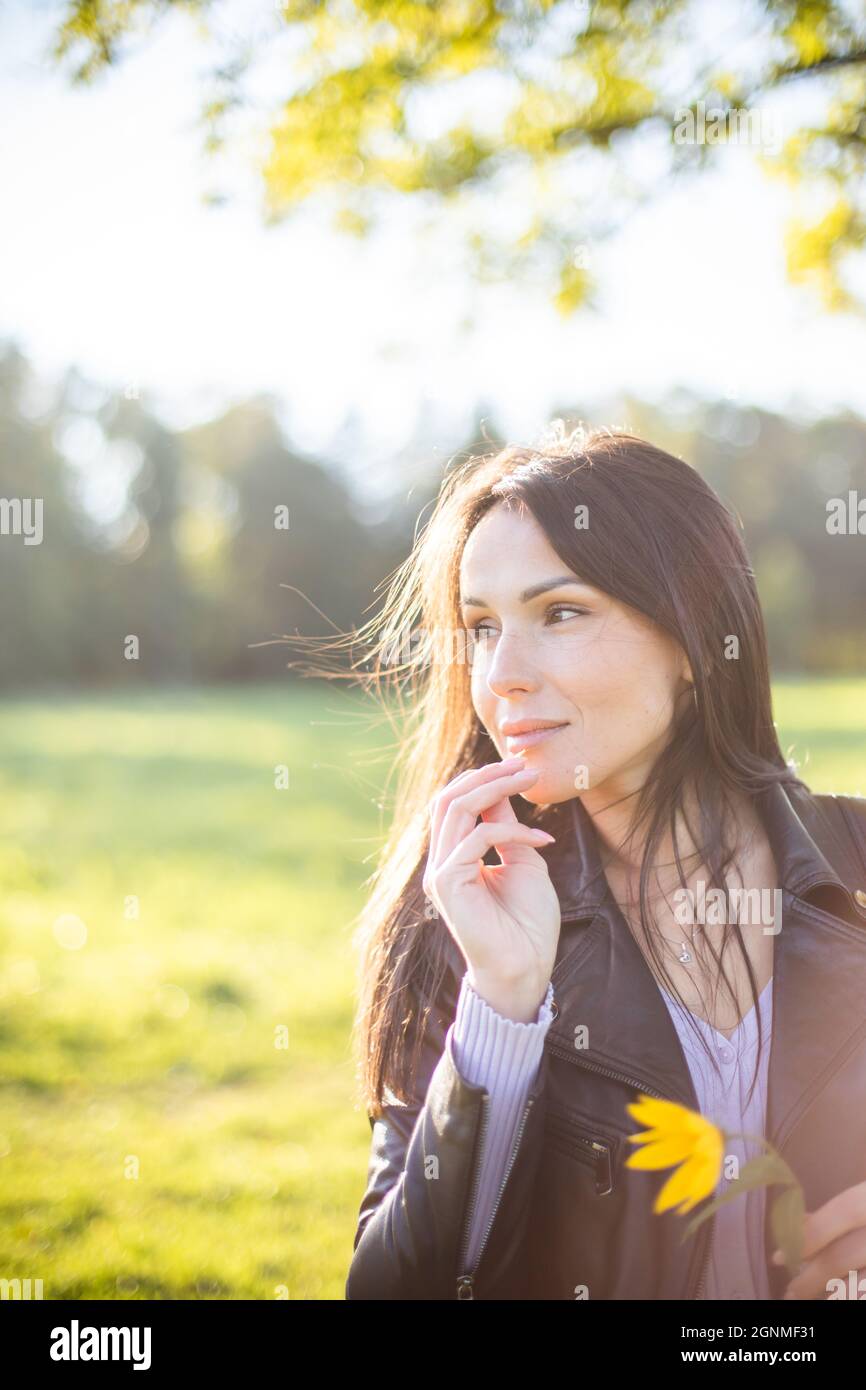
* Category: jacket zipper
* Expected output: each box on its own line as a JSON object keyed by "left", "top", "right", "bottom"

{"left": 691, "top": 1211, "right": 715, "bottom": 1299}
{"left": 455, "top": 1092, "right": 535, "bottom": 1300}
{"left": 546, "top": 1038, "right": 713, "bottom": 1298}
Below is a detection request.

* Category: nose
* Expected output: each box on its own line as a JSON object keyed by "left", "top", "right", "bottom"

{"left": 483, "top": 629, "right": 540, "bottom": 699}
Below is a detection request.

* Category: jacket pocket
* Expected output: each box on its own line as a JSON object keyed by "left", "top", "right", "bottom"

{"left": 544, "top": 1107, "right": 618, "bottom": 1196}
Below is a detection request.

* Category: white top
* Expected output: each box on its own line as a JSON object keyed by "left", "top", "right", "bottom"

{"left": 659, "top": 976, "right": 774, "bottom": 1299}
{"left": 450, "top": 971, "right": 774, "bottom": 1298}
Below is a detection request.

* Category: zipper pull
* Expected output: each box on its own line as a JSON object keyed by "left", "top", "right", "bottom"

{"left": 591, "top": 1140, "right": 613, "bottom": 1196}
{"left": 456, "top": 1274, "right": 475, "bottom": 1300}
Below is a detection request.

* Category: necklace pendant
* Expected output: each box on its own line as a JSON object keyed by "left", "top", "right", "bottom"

{"left": 677, "top": 945, "right": 693, "bottom": 964}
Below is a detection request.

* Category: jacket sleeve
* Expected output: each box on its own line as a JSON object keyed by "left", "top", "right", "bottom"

{"left": 450, "top": 973, "right": 555, "bottom": 1273}
{"left": 345, "top": 964, "right": 552, "bottom": 1300}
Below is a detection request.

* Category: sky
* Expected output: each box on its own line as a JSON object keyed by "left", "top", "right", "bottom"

{"left": 2, "top": 0, "right": 866, "bottom": 491}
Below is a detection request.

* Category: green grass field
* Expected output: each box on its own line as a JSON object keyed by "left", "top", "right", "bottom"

{"left": 0, "top": 679, "right": 863, "bottom": 1300}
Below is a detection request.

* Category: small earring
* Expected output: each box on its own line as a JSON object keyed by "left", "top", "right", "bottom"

{"left": 692, "top": 685, "right": 698, "bottom": 709}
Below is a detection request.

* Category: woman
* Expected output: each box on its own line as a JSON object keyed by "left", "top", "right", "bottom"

{"left": 340, "top": 424, "right": 866, "bottom": 1300}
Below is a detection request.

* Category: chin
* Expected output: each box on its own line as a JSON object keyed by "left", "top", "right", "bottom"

{"left": 519, "top": 776, "right": 575, "bottom": 808}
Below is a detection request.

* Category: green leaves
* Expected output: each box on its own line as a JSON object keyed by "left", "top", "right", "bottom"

{"left": 50, "top": 0, "right": 866, "bottom": 315}
{"left": 770, "top": 1183, "right": 806, "bottom": 1272}
{"left": 678, "top": 1143, "right": 806, "bottom": 1276}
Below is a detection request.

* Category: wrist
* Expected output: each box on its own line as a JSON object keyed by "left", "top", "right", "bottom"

{"left": 466, "top": 969, "right": 551, "bottom": 1023}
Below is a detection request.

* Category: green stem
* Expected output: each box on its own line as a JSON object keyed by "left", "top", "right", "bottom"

{"left": 724, "top": 1129, "right": 800, "bottom": 1186}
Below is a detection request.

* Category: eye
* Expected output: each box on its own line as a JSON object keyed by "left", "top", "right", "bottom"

{"left": 545, "top": 604, "right": 589, "bottom": 624}
{"left": 465, "top": 604, "right": 589, "bottom": 641}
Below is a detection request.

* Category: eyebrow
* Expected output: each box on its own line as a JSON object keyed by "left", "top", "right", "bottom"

{"left": 459, "top": 576, "right": 588, "bottom": 608}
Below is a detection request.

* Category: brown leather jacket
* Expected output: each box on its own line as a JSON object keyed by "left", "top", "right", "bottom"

{"left": 346, "top": 781, "right": 866, "bottom": 1300}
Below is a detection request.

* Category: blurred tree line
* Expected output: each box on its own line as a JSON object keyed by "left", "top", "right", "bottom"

{"left": 0, "top": 339, "right": 863, "bottom": 688}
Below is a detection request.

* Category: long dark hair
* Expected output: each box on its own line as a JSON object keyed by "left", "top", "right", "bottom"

{"left": 298, "top": 422, "right": 807, "bottom": 1118}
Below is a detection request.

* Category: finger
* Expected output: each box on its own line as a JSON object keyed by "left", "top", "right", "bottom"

{"left": 428, "top": 758, "right": 526, "bottom": 870}
{"left": 431, "top": 764, "right": 534, "bottom": 868}
{"left": 480, "top": 768, "right": 548, "bottom": 829}
{"left": 800, "top": 1183, "right": 866, "bottom": 1262}
{"left": 481, "top": 764, "right": 532, "bottom": 826}
{"left": 425, "top": 758, "right": 527, "bottom": 899}
{"left": 492, "top": 817, "right": 555, "bottom": 867}
{"left": 437, "top": 767, "right": 540, "bottom": 864}
{"left": 440, "top": 821, "right": 554, "bottom": 879}
{"left": 784, "top": 1227, "right": 866, "bottom": 1300}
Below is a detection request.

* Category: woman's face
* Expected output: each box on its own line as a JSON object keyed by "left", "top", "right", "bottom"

{"left": 459, "top": 501, "right": 693, "bottom": 810}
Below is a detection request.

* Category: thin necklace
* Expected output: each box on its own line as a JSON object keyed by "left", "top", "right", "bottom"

{"left": 650, "top": 923, "right": 705, "bottom": 966}
{"left": 612, "top": 853, "right": 745, "bottom": 969}
{"left": 614, "top": 887, "right": 710, "bottom": 966}
{"left": 619, "top": 910, "right": 706, "bottom": 965}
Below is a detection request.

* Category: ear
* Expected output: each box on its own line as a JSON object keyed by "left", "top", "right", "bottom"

{"left": 681, "top": 655, "right": 694, "bottom": 687}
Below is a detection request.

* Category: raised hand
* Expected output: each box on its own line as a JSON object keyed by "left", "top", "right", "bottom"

{"left": 422, "top": 755, "right": 561, "bottom": 1022}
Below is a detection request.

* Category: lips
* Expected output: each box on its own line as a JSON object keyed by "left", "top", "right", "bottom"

{"left": 502, "top": 723, "right": 568, "bottom": 753}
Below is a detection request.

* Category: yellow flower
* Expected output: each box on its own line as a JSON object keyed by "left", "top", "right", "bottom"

{"left": 625, "top": 1095, "right": 724, "bottom": 1215}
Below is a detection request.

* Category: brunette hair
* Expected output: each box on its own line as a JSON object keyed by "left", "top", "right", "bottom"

{"left": 295, "top": 422, "right": 806, "bottom": 1118}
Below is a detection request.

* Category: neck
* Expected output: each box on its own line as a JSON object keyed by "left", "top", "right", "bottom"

{"left": 583, "top": 772, "right": 767, "bottom": 900}
{"left": 582, "top": 776, "right": 755, "bottom": 895}
{"left": 584, "top": 780, "right": 700, "bottom": 866}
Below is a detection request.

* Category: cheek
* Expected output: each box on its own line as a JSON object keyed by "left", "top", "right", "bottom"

{"left": 558, "top": 635, "right": 640, "bottom": 708}
{"left": 470, "top": 664, "right": 491, "bottom": 718}
{"left": 561, "top": 637, "right": 677, "bottom": 736}
{"left": 470, "top": 670, "right": 502, "bottom": 748}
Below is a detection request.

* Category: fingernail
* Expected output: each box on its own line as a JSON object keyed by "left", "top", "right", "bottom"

{"left": 533, "top": 831, "right": 556, "bottom": 841}
{"left": 771, "top": 1249, "right": 782, "bottom": 1265}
